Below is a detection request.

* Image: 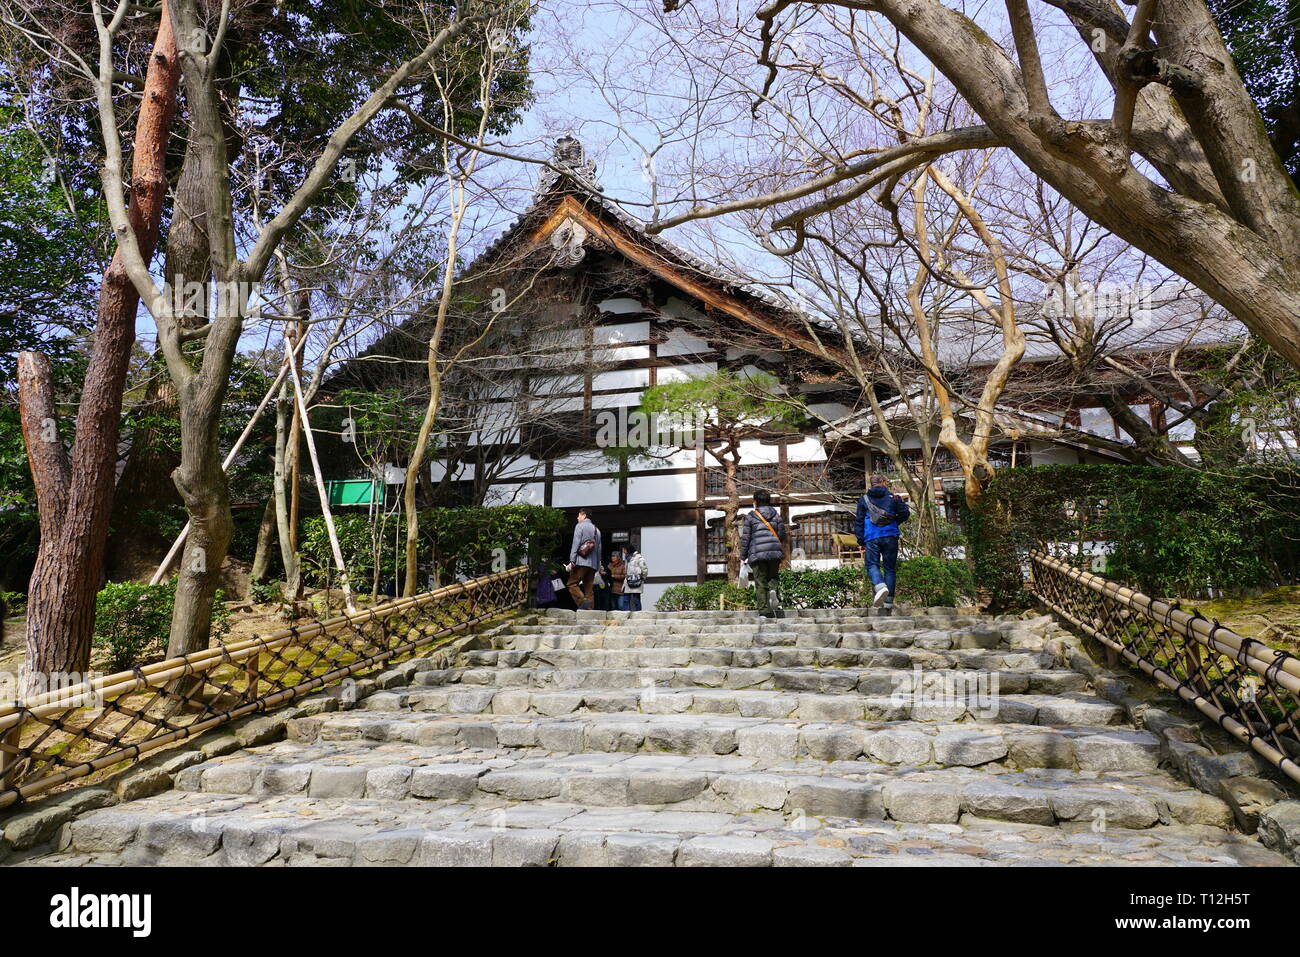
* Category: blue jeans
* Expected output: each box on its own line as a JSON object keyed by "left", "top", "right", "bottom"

{"left": 618, "top": 593, "right": 641, "bottom": 612}
{"left": 864, "top": 536, "right": 899, "bottom": 597}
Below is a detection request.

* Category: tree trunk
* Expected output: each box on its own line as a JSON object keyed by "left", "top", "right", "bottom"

{"left": 166, "top": 385, "right": 234, "bottom": 660}
{"left": 249, "top": 494, "right": 277, "bottom": 584}
{"left": 1101, "top": 394, "right": 1197, "bottom": 467}
{"left": 107, "top": 359, "right": 182, "bottom": 580}
{"left": 17, "top": 9, "right": 180, "bottom": 697}
{"left": 273, "top": 390, "right": 303, "bottom": 601}
{"left": 723, "top": 454, "right": 741, "bottom": 584}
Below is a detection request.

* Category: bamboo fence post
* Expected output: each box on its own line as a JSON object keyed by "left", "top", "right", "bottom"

{"left": 287, "top": 345, "right": 356, "bottom": 614}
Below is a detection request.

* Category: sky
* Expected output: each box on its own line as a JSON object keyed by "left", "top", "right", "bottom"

{"left": 130, "top": 0, "right": 1204, "bottom": 367}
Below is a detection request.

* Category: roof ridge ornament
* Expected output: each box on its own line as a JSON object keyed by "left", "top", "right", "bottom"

{"left": 537, "top": 133, "right": 602, "bottom": 197}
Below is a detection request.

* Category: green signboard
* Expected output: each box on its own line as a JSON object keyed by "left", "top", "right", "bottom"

{"left": 327, "top": 479, "right": 380, "bottom": 506}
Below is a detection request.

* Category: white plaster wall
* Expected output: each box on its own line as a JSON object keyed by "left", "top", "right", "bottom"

{"left": 661, "top": 297, "right": 707, "bottom": 322}
{"left": 628, "top": 472, "right": 697, "bottom": 504}
{"left": 429, "top": 460, "right": 475, "bottom": 482}
{"left": 788, "top": 503, "right": 852, "bottom": 518}
{"left": 737, "top": 438, "right": 781, "bottom": 464}
{"left": 553, "top": 450, "right": 611, "bottom": 476}
{"left": 593, "top": 368, "right": 651, "bottom": 391}
{"left": 783, "top": 435, "right": 828, "bottom": 463}
{"left": 640, "top": 525, "right": 698, "bottom": 577}
{"left": 553, "top": 478, "right": 619, "bottom": 507}
{"left": 493, "top": 455, "right": 545, "bottom": 481}
{"left": 597, "top": 298, "right": 643, "bottom": 315}
{"left": 1029, "top": 442, "right": 1079, "bottom": 465}
{"left": 641, "top": 582, "right": 671, "bottom": 610}
{"left": 658, "top": 361, "right": 718, "bottom": 383}
{"left": 591, "top": 390, "right": 644, "bottom": 410}
{"left": 642, "top": 445, "right": 697, "bottom": 468}
{"left": 659, "top": 327, "right": 710, "bottom": 357}
{"left": 483, "top": 482, "right": 546, "bottom": 506}
{"left": 594, "top": 320, "right": 651, "bottom": 361}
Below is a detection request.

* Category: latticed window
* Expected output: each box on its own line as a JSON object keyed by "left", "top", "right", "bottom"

{"left": 704, "top": 460, "right": 860, "bottom": 497}
{"left": 704, "top": 463, "right": 779, "bottom": 497}
{"left": 706, "top": 510, "right": 854, "bottom": 562}
{"left": 871, "top": 445, "right": 1023, "bottom": 477}
{"left": 790, "top": 511, "right": 854, "bottom": 558}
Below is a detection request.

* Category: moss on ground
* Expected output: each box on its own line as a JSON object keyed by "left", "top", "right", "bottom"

{"left": 1170, "top": 586, "right": 1300, "bottom": 654}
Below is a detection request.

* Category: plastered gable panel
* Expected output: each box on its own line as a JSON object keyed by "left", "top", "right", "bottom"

{"left": 628, "top": 472, "right": 697, "bottom": 504}
{"left": 552, "top": 478, "right": 619, "bottom": 508}
{"left": 658, "top": 327, "right": 711, "bottom": 358}
{"left": 483, "top": 483, "right": 546, "bottom": 506}
{"left": 657, "top": 361, "right": 718, "bottom": 384}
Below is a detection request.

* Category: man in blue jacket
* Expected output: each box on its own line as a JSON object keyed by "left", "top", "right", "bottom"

{"left": 856, "top": 474, "right": 910, "bottom": 612}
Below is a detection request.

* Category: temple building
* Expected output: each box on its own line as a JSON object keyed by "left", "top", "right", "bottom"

{"left": 322, "top": 136, "right": 1244, "bottom": 607}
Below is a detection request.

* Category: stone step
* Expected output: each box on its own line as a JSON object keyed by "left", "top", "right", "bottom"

{"left": 503, "top": 616, "right": 998, "bottom": 636}
{"left": 456, "top": 645, "right": 1059, "bottom": 672}
{"left": 353, "top": 685, "right": 1122, "bottom": 725}
{"left": 411, "top": 665, "right": 1087, "bottom": 695}
{"left": 43, "top": 789, "right": 1286, "bottom": 866}
{"left": 170, "top": 743, "right": 1232, "bottom": 831}
{"left": 496, "top": 626, "right": 1020, "bottom": 652}
{"left": 289, "top": 711, "right": 1149, "bottom": 768}
{"left": 534, "top": 607, "right": 969, "bottom": 623}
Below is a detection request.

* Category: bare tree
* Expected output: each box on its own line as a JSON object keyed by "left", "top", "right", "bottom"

{"left": 645, "top": 0, "right": 1300, "bottom": 372}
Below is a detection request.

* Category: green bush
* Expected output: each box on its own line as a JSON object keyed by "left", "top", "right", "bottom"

{"left": 249, "top": 580, "right": 284, "bottom": 605}
{"left": 92, "top": 581, "right": 174, "bottom": 671}
{"left": 1, "top": 590, "right": 25, "bottom": 616}
{"left": 896, "top": 556, "right": 975, "bottom": 606}
{"left": 964, "top": 464, "right": 1300, "bottom": 604}
{"left": 655, "top": 562, "right": 975, "bottom": 613}
{"left": 692, "top": 579, "right": 727, "bottom": 610}
{"left": 719, "top": 583, "right": 757, "bottom": 609}
{"left": 656, "top": 584, "right": 696, "bottom": 611}
{"left": 778, "top": 566, "right": 869, "bottom": 608}
{"left": 301, "top": 504, "right": 568, "bottom": 590}
{"left": 92, "top": 580, "right": 233, "bottom": 672}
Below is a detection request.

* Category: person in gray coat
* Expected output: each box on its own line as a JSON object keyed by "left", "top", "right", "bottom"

{"left": 566, "top": 508, "right": 603, "bottom": 609}
{"left": 739, "top": 490, "right": 787, "bottom": 618}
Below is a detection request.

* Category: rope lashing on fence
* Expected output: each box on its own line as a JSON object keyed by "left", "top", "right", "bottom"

{"left": 1027, "top": 551, "right": 1300, "bottom": 786}
{"left": 0, "top": 566, "right": 529, "bottom": 812}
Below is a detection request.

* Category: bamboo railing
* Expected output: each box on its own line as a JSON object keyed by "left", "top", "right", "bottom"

{"left": 1028, "top": 551, "right": 1300, "bottom": 785}
{"left": 0, "top": 566, "right": 529, "bottom": 811}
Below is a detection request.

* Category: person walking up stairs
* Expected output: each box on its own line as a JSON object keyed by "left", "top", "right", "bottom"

{"left": 857, "top": 475, "right": 909, "bottom": 613}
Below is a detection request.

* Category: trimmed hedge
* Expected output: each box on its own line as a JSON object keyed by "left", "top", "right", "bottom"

{"left": 654, "top": 559, "right": 974, "bottom": 611}
{"left": 300, "top": 504, "right": 568, "bottom": 590}
{"left": 963, "top": 464, "right": 1300, "bottom": 605}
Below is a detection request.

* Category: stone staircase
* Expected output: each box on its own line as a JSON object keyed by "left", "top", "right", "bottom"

{"left": 19, "top": 607, "right": 1293, "bottom": 866}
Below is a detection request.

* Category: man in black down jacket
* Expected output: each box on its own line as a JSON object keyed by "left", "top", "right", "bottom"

{"left": 739, "top": 490, "right": 787, "bottom": 618}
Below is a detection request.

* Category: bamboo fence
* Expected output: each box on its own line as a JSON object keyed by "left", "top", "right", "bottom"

{"left": 1028, "top": 551, "right": 1300, "bottom": 785}
{"left": 0, "top": 566, "right": 529, "bottom": 810}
